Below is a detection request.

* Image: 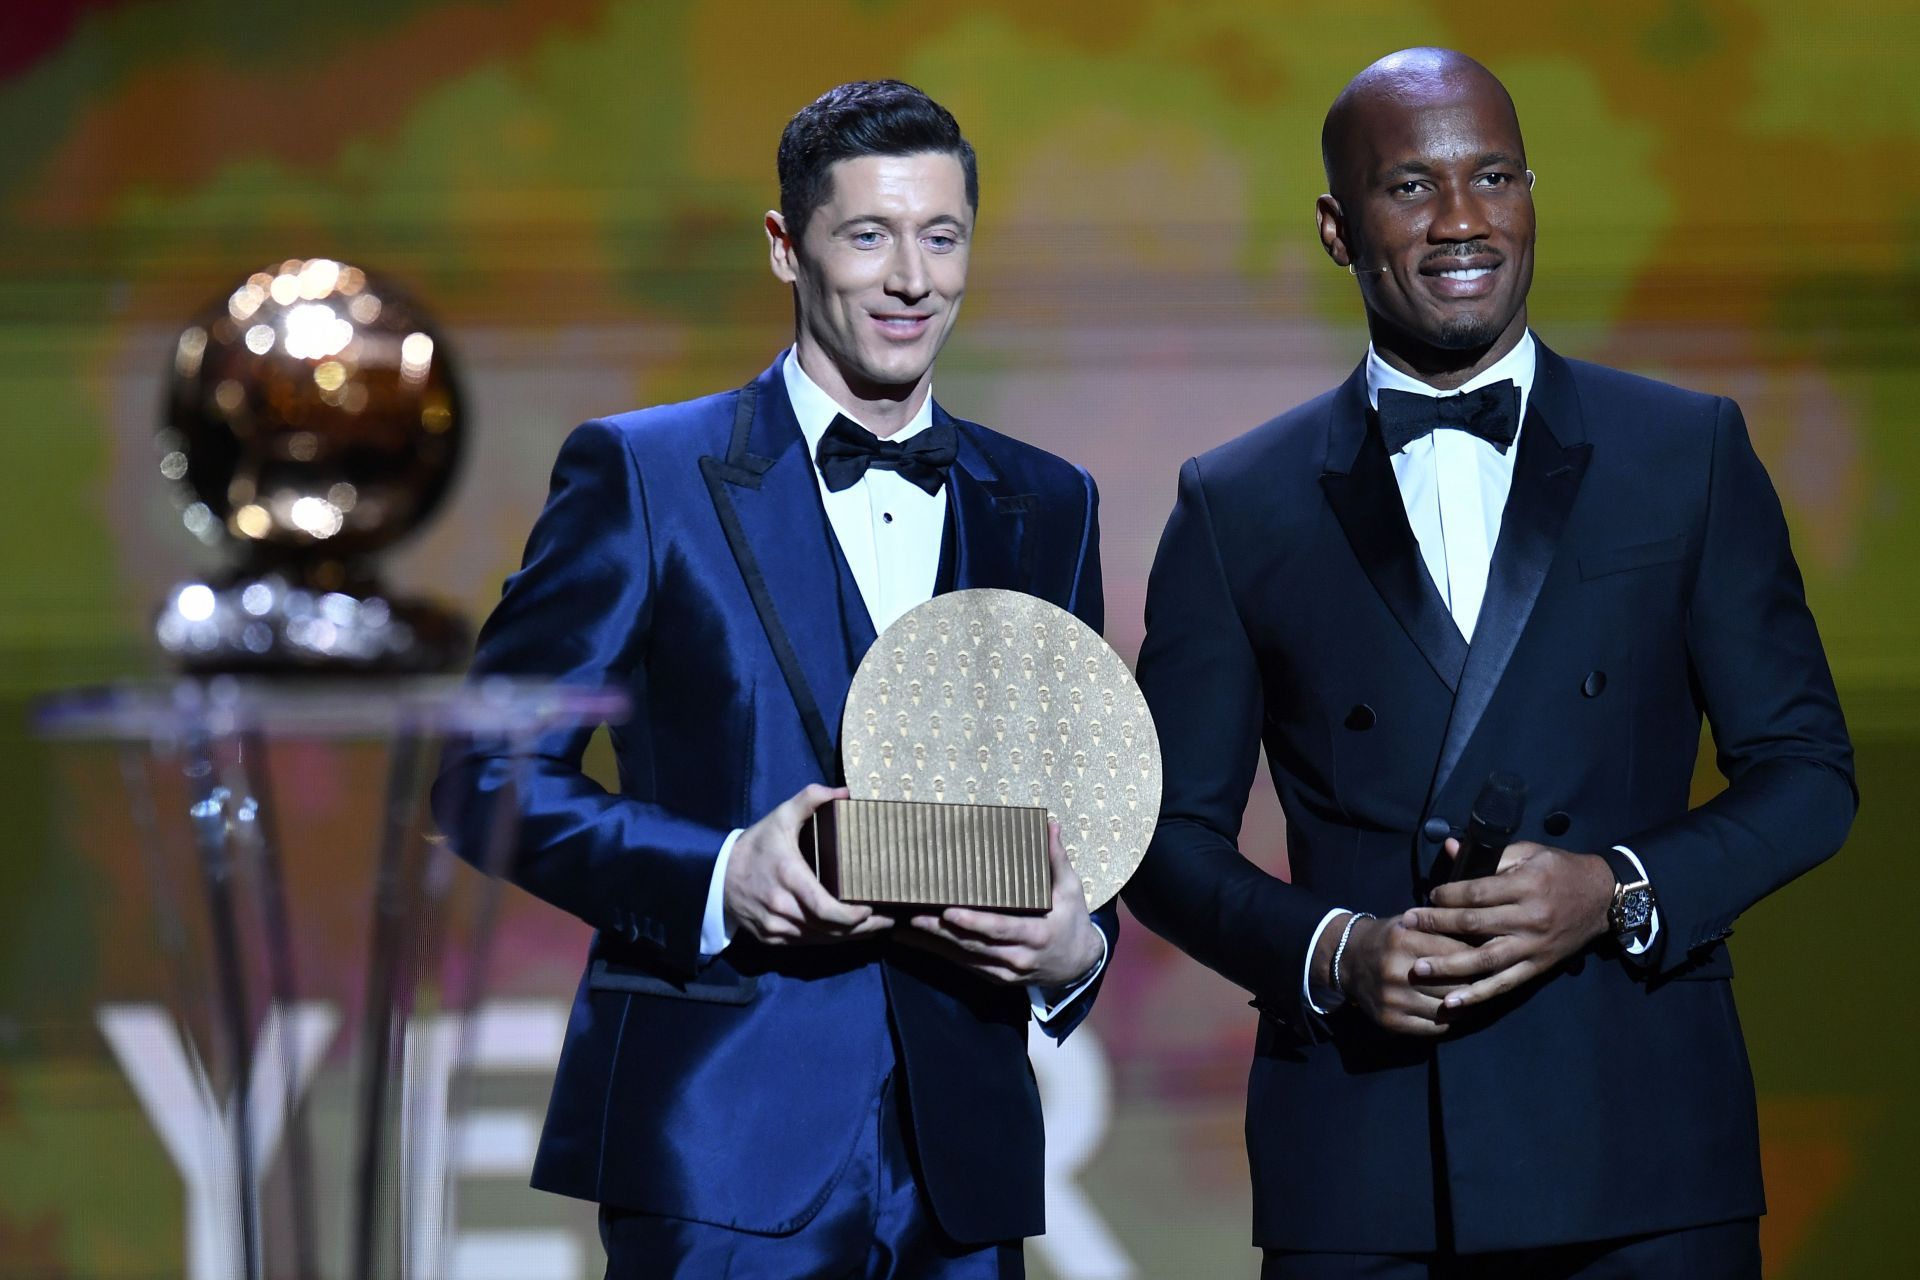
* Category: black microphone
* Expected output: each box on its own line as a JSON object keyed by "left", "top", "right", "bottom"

{"left": 1440, "top": 772, "right": 1527, "bottom": 883}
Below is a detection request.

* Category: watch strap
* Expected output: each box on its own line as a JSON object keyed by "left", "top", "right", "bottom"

{"left": 1596, "top": 845, "right": 1642, "bottom": 887}
{"left": 1596, "top": 847, "right": 1653, "bottom": 939}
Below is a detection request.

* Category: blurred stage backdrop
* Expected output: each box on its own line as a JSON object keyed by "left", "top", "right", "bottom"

{"left": 2, "top": 1, "right": 1914, "bottom": 1276}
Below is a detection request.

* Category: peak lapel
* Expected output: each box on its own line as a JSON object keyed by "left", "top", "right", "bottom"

{"left": 1428, "top": 346, "right": 1593, "bottom": 802}
{"left": 700, "top": 361, "right": 873, "bottom": 779}
{"left": 945, "top": 410, "right": 1033, "bottom": 594}
{"left": 1320, "top": 364, "right": 1470, "bottom": 692}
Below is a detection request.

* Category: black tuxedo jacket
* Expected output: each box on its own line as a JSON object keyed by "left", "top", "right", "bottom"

{"left": 434, "top": 357, "right": 1116, "bottom": 1244}
{"left": 1123, "top": 341, "right": 1854, "bottom": 1253}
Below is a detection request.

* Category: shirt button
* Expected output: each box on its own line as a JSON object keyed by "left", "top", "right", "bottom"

{"left": 882, "top": 512, "right": 894, "bottom": 524}
{"left": 1422, "top": 817, "right": 1452, "bottom": 843}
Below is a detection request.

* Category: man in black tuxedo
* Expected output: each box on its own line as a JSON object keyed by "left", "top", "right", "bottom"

{"left": 1123, "top": 47, "right": 1855, "bottom": 1277}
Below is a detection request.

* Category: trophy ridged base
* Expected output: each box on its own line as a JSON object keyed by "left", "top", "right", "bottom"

{"left": 802, "top": 798, "right": 1051, "bottom": 912}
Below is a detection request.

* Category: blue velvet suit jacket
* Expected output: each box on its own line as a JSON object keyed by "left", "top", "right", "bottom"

{"left": 434, "top": 357, "right": 1116, "bottom": 1243}
{"left": 1124, "top": 342, "right": 1856, "bottom": 1253}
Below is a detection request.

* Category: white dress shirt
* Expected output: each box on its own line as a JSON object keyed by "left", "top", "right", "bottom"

{"left": 699, "top": 351, "right": 1105, "bottom": 1021}
{"left": 1303, "top": 333, "right": 1656, "bottom": 1014}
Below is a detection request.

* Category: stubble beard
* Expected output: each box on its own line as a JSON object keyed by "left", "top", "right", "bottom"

{"left": 1431, "top": 308, "right": 1509, "bottom": 351}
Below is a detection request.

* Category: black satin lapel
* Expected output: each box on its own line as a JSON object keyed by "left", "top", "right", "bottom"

{"left": 1428, "top": 407, "right": 1593, "bottom": 802}
{"left": 933, "top": 491, "right": 960, "bottom": 595}
{"left": 1321, "top": 427, "right": 1469, "bottom": 693}
{"left": 700, "top": 376, "right": 863, "bottom": 778}
{"left": 948, "top": 421, "right": 1030, "bottom": 593}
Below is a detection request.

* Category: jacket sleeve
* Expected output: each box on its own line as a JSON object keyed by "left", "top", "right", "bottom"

{"left": 1623, "top": 396, "right": 1857, "bottom": 974}
{"left": 1122, "top": 458, "right": 1334, "bottom": 1021}
{"left": 431, "top": 417, "right": 729, "bottom": 976}
{"left": 1037, "top": 464, "right": 1119, "bottom": 1042}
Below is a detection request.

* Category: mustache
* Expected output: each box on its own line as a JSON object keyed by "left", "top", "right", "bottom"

{"left": 1420, "top": 243, "right": 1504, "bottom": 267}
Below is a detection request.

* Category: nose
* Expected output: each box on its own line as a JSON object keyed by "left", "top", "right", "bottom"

{"left": 1430, "top": 179, "right": 1492, "bottom": 244}
{"left": 887, "top": 241, "right": 932, "bottom": 302}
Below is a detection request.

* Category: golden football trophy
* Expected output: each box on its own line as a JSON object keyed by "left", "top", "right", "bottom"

{"left": 155, "top": 257, "right": 466, "bottom": 671}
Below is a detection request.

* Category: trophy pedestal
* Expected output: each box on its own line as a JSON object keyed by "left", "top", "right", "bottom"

{"left": 35, "top": 677, "right": 623, "bottom": 1280}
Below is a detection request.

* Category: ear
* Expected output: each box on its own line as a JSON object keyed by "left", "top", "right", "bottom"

{"left": 767, "top": 210, "right": 799, "bottom": 285}
{"left": 1315, "top": 194, "right": 1353, "bottom": 269}
{"left": 1525, "top": 169, "right": 1536, "bottom": 189}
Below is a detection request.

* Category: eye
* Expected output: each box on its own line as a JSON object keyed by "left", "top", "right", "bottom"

{"left": 925, "top": 233, "right": 958, "bottom": 252}
{"left": 1475, "top": 171, "right": 1519, "bottom": 189}
{"left": 851, "top": 230, "right": 886, "bottom": 248}
{"left": 1390, "top": 180, "right": 1428, "bottom": 198}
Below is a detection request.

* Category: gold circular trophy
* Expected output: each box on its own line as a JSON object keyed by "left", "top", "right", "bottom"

{"left": 155, "top": 257, "right": 467, "bottom": 671}
{"left": 819, "top": 589, "right": 1161, "bottom": 911}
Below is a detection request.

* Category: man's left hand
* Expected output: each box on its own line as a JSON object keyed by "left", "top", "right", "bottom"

{"left": 901, "top": 821, "right": 1104, "bottom": 990}
{"left": 1401, "top": 840, "right": 1616, "bottom": 1012}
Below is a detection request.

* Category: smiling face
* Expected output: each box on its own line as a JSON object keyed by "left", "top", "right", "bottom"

{"left": 1317, "top": 56, "right": 1535, "bottom": 382}
{"left": 768, "top": 151, "right": 971, "bottom": 430}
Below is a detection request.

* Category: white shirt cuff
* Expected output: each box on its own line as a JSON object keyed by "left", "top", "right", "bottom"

{"left": 699, "top": 829, "right": 744, "bottom": 959}
{"left": 1302, "top": 907, "right": 1353, "bottom": 1016}
{"left": 1029, "top": 925, "right": 1109, "bottom": 1023}
{"left": 1612, "top": 844, "right": 1660, "bottom": 954}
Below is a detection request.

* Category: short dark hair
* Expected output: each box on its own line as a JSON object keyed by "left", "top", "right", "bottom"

{"left": 777, "top": 80, "right": 978, "bottom": 239}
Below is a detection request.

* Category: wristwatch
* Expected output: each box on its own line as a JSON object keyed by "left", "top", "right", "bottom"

{"left": 1597, "top": 847, "right": 1654, "bottom": 940}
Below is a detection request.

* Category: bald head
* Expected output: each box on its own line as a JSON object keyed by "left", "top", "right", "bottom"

{"left": 1321, "top": 49, "right": 1522, "bottom": 198}
{"left": 1311, "top": 47, "right": 1535, "bottom": 380}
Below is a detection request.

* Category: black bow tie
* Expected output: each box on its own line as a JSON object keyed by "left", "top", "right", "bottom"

{"left": 1376, "top": 381, "right": 1521, "bottom": 456}
{"left": 814, "top": 413, "right": 957, "bottom": 496}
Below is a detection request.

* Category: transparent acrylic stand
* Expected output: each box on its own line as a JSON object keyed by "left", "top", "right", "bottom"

{"left": 35, "top": 677, "right": 625, "bottom": 1280}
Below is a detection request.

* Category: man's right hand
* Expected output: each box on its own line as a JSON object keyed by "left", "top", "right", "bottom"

{"left": 724, "top": 784, "right": 894, "bottom": 946}
{"left": 1318, "top": 913, "right": 1479, "bottom": 1037}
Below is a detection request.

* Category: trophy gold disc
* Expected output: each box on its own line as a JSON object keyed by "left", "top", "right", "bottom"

{"left": 838, "top": 588, "right": 1161, "bottom": 910}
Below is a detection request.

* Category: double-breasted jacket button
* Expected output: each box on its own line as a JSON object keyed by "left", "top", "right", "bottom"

{"left": 1421, "top": 816, "right": 1452, "bottom": 843}
{"left": 1582, "top": 670, "right": 1607, "bottom": 698}
{"left": 1543, "top": 810, "right": 1571, "bottom": 838}
{"left": 1344, "top": 704, "right": 1376, "bottom": 731}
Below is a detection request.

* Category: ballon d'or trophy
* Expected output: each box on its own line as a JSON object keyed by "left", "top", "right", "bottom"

{"left": 809, "top": 588, "right": 1162, "bottom": 911}
{"left": 43, "top": 257, "right": 622, "bottom": 1275}
{"left": 156, "top": 257, "right": 467, "bottom": 671}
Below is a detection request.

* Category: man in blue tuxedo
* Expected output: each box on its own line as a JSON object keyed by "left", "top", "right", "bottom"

{"left": 435, "top": 81, "right": 1114, "bottom": 1278}
{"left": 1124, "top": 49, "right": 1854, "bottom": 1277}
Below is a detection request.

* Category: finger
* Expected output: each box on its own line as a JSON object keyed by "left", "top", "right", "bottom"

{"left": 914, "top": 919, "right": 1038, "bottom": 971}
{"left": 1403, "top": 906, "right": 1516, "bottom": 938}
{"left": 1428, "top": 874, "right": 1523, "bottom": 908}
{"left": 779, "top": 783, "right": 848, "bottom": 829}
{"left": 1047, "top": 821, "right": 1080, "bottom": 887}
{"left": 1439, "top": 960, "right": 1541, "bottom": 1010}
{"left": 912, "top": 915, "right": 1002, "bottom": 956}
{"left": 1495, "top": 840, "right": 1545, "bottom": 873}
{"left": 941, "top": 907, "right": 1044, "bottom": 945}
{"left": 1442, "top": 836, "right": 1461, "bottom": 862}
{"left": 1413, "top": 942, "right": 1520, "bottom": 981}
{"left": 754, "top": 915, "right": 804, "bottom": 943}
{"left": 1401, "top": 928, "right": 1485, "bottom": 956}
{"left": 1379, "top": 990, "right": 1451, "bottom": 1034}
{"left": 782, "top": 865, "right": 870, "bottom": 928}
{"left": 894, "top": 923, "right": 1025, "bottom": 984}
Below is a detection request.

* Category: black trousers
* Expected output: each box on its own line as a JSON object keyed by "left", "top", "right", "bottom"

{"left": 1263, "top": 1217, "right": 1760, "bottom": 1280}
